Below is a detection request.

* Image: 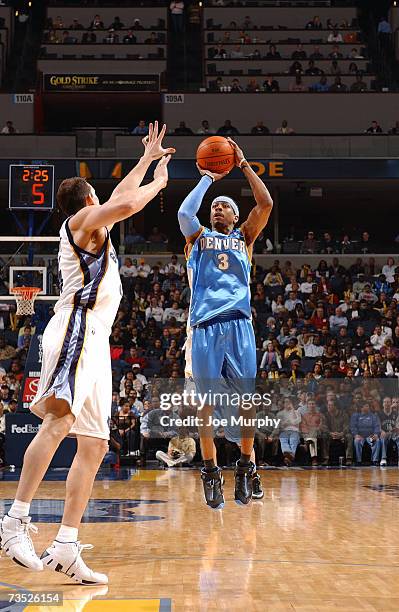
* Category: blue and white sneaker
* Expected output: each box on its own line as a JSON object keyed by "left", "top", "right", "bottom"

{"left": 41, "top": 540, "right": 108, "bottom": 585}
{"left": 0, "top": 514, "right": 43, "bottom": 571}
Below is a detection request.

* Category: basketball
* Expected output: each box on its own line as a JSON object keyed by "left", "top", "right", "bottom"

{"left": 196, "top": 136, "right": 235, "bottom": 173}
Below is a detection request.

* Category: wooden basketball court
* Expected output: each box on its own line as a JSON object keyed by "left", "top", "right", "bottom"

{"left": 1, "top": 466, "right": 399, "bottom": 611}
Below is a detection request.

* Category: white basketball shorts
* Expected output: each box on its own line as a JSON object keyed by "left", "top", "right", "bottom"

{"left": 30, "top": 307, "right": 112, "bottom": 440}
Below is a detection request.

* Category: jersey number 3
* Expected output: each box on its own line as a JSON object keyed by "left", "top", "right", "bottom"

{"left": 217, "top": 253, "right": 229, "bottom": 270}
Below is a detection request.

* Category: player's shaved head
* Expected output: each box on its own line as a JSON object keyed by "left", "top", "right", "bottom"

{"left": 57, "top": 177, "right": 92, "bottom": 216}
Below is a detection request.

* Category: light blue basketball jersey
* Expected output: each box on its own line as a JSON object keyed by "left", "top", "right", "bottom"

{"left": 187, "top": 227, "right": 251, "bottom": 326}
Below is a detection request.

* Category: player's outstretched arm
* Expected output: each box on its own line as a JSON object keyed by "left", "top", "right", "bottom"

{"left": 178, "top": 164, "right": 228, "bottom": 242}
{"left": 70, "top": 155, "right": 171, "bottom": 232}
{"left": 110, "top": 121, "right": 175, "bottom": 198}
{"left": 227, "top": 138, "right": 273, "bottom": 245}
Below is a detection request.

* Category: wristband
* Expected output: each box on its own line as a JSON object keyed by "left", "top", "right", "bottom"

{"left": 202, "top": 172, "right": 215, "bottom": 183}
{"left": 239, "top": 159, "right": 249, "bottom": 169}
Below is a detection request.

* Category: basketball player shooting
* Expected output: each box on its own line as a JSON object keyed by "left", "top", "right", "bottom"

{"left": 0, "top": 122, "right": 174, "bottom": 584}
{"left": 178, "top": 138, "right": 273, "bottom": 509}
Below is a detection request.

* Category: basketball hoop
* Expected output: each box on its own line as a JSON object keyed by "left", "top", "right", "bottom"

{"left": 10, "top": 286, "right": 41, "bottom": 316}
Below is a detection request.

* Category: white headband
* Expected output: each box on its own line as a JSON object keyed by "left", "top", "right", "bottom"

{"left": 211, "top": 196, "right": 239, "bottom": 219}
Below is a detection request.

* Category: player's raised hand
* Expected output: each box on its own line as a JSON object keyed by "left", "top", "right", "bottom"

{"left": 196, "top": 163, "right": 230, "bottom": 182}
{"left": 142, "top": 121, "right": 176, "bottom": 160}
{"left": 153, "top": 154, "right": 171, "bottom": 188}
{"left": 227, "top": 137, "right": 246, "bottom": 168}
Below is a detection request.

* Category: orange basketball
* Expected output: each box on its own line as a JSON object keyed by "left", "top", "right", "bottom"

{"left": 196, "top": 136, "right": 235, "bottom": 173}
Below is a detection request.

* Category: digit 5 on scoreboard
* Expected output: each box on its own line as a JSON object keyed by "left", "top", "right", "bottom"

{"left": 9, "top": 165, "right": 55, "bottom": 211}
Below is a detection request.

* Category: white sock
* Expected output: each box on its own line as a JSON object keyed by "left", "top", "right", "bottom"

{"left": 8, "top": 499, "right": 30, "bottom": 519}
{"left": 56, "top": 525, "right": 78, "bottom": 543}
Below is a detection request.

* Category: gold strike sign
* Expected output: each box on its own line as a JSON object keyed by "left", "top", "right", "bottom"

{"left": 248, "top": 161, "right": 284, "bottom": 177}
{"left": 49, "top": 75, "right": 99, "bottom": 86}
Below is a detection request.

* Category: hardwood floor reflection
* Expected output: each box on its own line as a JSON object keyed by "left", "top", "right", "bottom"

{"left": 1, "top": 467, "right": 399, "bottom": 611}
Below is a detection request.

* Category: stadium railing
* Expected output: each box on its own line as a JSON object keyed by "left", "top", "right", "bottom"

{"left": 115, "top": 134, "right": 399, "bottom": 159}
{"left": 1, "top": 133, "right": 399, "bottom": 159}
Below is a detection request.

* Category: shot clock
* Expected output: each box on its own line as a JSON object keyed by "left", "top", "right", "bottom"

{"left": 9, "top": 165, "right": 55, "bottom": 211}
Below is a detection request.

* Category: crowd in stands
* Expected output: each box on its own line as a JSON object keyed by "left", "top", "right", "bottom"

{"left": 42, "top": 13, "right": 166, "bottom": 56}
{"left": 1, "top": 121, "right": 18, "bottom": 134}
{"left": 45, "top": 13, "right": 164, "bottom": 35}
{"left": 3, "top": 244, "right": 399, "bottom": 469}
{"left": 44, "top": 28, "right": 164, "bottom": 45}
{"left": 203, "top": 9, "right": 395, "bottom": 94}
{"left": 208, "top": 44, "right": 364, "bottom": 61}
{"left": 5, "top": 115, "right": 399, "bottom": 138}
{"left": 282, "top": 230, "right": 389, "bottom": 255}
{"left": 364, "top": 120, "right": 399, "bottom": 135}
{"left": 208, "top": 76, "right": 372, "bottom": 94}
{"left": 208, "top": 67, "right": 373, "bottom": 94}
{"left": 206, "top": 13, "right": 358, "bottom": 32}
{"left": 129, "top": 118, "right": 399, "bottom": 137}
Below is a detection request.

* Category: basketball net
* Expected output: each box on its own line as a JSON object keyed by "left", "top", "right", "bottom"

{"left": 10, "top": 286, "right": 41, "bottom": 316}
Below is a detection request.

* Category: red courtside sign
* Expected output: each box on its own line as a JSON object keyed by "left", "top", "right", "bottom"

{"left": 19, "top": 333, "right": 43, "bottom": 410}
{"left": 22, "top": 377, "right": 39, "bottom": 405}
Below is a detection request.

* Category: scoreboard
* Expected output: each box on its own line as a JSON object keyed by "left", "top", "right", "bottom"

{"left": 9, "top": 165, "right": 55, "bottom": 211}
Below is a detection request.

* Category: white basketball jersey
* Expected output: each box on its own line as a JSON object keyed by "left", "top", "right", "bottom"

{"left": 54, "top": 218, "right": 122, "bottom": 333}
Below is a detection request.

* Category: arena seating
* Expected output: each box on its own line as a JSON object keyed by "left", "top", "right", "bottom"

{"left": 39, "top": 5, "right": 167, "bottom": 82}
{"left": 203, "top": 5, "right": 376, "bottom": 92}
{"left": 207, "top": 72, "right": 374, "bottom": 92}
{"left": 162, "top": 93, "right": 399, "bottom": 134}
{"left": 28, "top": 2, "right": 396, "bottom": 135}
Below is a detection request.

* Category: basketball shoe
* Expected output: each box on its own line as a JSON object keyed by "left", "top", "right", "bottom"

{"left": 200, "top": 466, "right": 225, "bottom": 509}
{"left": 234, "top": 461, "right": 255, "bottom": 505}
{"left": 40, "top": 540, "right": 108, "bottom": 585}
{"left": 0, "top": 514, "right": 43, "bottom": 571}
{"left": 251, "top": 472, "right": 264, "bottom": 500}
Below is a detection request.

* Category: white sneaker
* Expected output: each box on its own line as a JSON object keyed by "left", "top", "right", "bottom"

{"left": 0, "top": 514, "right": 43, "bottom": 571}
{"left": 41, "top": 541, "right": 108, "bottom": 585}
{"left": 380, "top": 459, "right": 387, "bottom": 467}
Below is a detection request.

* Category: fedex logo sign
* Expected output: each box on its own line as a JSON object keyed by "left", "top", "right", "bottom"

{"left": 11, "top": 424, "right": 41, "bottom": 434}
